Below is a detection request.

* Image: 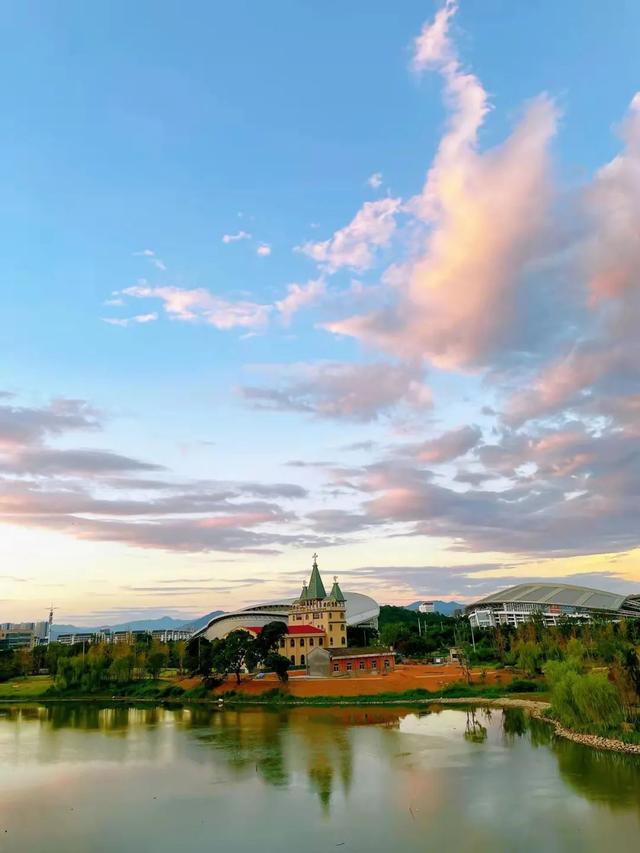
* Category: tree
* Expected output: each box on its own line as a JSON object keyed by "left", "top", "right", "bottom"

{"left": 248, "top": 621, "right": 287, "bottom": 669}
{"left": 214, "top": 631, "right": 255, "bottom": 684}
{"left": 174, "top": 640, "right": 187, "bottom": 675}
{"left": 379, "top": 623, "right": 411, "bottom": 648}
{"left": 514, "top": 640, "right": 542, "bottom": 676}
{"left": 185, "top": 636, "right": 213, "bottom": 677}
{"left": 264, "top": 652, "right": 290, "bottom": 682}
{"left": 147, "top": 640, "right": 169, "bottom": 680}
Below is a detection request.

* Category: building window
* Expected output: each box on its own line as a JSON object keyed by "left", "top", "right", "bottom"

{"left": 290, "top": 656, "right": 295, "bottom": 664}
{"left": 319, "top": 638, "right": 323, "bottom": 646}
{"left": 359, "top": 660, "right": 365, "bottom": 670}
{"left": 384, "top": 659, "right": 390, "bottom": 669}
{"left": 301, "top": 654, "right": 305, "bottom": 666}
{"left": 371, "top": 659, "right": 377, "bottom": 669}
{"left": 300, "top": 638, "right": 305, "bottom": 647}
{"left": 309, "top": 638, "right": 314, "bottom": 646}
{"left": 333, "top": 663, "right": 339, "bottom": 672}
{"left": 346, "top": 662, "right": 353, "bottom": 671}
{"left": 341, "top": 637, "right": 346, "bottom": 645}
{"left": 340, "top": 624, "right": 345, "bottom": 631}
{"left": 290, "top": 639, "right": 295, "bottom": 648}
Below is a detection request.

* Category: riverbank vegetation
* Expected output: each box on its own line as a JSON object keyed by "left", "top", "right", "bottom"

{"left": 4, "top": 611, "right": 640, "bottom": 744}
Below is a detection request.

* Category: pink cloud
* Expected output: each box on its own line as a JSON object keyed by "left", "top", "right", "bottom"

{"left": 299, "top": 197, "right": 401, "bottom": 273}
{"left": 240, "top": 361, "right": 432, "bottom": 422}
{"left": 275, "top": 279, "right": 326, "bottom": 325}
{"left": 586, "top": 93, "right": 640, "bottom": 303}
{"left": 327, "top": 3, "right": 558, "bottom": 369}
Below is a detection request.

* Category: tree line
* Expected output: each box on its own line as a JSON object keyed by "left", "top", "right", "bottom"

{"left": 0, "top": 621, "right": 292, "bottom": 690}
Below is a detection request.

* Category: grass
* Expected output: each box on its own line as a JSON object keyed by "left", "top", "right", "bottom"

{"left": 0, "top": 675, "right": 54, "bottom": 698}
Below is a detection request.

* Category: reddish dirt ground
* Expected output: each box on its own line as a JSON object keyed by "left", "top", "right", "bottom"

{"left": 178, "top": 663, "right": 511, "bottom": 698}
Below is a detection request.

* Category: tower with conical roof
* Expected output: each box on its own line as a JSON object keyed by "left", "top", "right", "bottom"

{"left": 328, "top": 576, "right": 345, "bottom": 603}
{"left": 288, "top": 554, "right": 347, "bottom": 648}
{"left": 307, "top": 553, "right": 326, "bottom": 600}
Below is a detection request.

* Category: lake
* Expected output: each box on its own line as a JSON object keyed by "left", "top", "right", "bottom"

{"left": 1, "top": 703, "right": 640, "bottom": 852}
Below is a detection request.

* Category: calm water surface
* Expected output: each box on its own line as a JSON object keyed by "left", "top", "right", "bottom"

{"left": 1, "top": 703, "right": 640, "bottom": 852}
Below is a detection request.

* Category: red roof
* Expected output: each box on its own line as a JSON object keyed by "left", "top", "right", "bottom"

{"left": 244, "top": 624, "right": 325, "bottom": 636}
{"left": 286, "top": 625, "right": 325, "bottom": 635}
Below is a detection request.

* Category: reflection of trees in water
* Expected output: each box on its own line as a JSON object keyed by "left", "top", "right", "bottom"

{"left": 41, "top": 703, "right": 161, "bottom": 732}
{"left": 554, "top": 741, "right": 640, "bottom": 812}
{"left": 500, "top": 709, "right": 552, "bottom": 748}
{"left": 464, "top": 709, "right": 487, "bottom": 744}
{"left": 502, "top": 708, "right": 527, "bottom": 739}
{"left": 193, "top": 708, "right": 289, "bottom": 788}
{"left": 499, "top": 708, "right": 640, "bottom": 813}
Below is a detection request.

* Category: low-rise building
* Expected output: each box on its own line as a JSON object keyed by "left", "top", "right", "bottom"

{"left": 306, "top": 646, "right": 396, "bottom": 678}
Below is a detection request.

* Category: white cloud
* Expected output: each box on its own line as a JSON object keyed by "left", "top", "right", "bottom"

{"left": 367, "top": 172, "right": 383, "bottom": 189}
{"left": 134, "top": 249, "right": 166, "bottom": 271}
{"left": 103, "top": 313, "right": 158, "bottom": 328}
{"left": 257, "top": 244, "right": 272, "bottom": 257}
{"left": 222, "top": 231, "right": 252, "bottom": 244}
{"left": 119, "top": 285, "right": 271, "bottom": 330}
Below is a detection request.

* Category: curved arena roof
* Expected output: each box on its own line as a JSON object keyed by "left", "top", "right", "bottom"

{"left": 196, "top": 591, "right": 379, "bottom": 642}
{"left": 468, "top": 582, "right": 640, "bottom": 617}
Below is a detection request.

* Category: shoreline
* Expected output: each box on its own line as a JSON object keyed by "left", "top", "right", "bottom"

{"left": 3, "top": 691, "right": 640, "bottom": 755}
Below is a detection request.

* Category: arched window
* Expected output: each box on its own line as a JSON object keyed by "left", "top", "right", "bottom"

{"left": 301, "top": 654, "right": 305, "bottom": 666}
{"left": 290, "top": 655, "right": 295, "bottom": 664}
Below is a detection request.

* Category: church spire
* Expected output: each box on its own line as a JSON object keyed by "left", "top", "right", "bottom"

{"left": 328, "top": 576, "right": 346, "bottom": 603}
{"left": 307, "top": 553, "right": 327, "bottom": 600}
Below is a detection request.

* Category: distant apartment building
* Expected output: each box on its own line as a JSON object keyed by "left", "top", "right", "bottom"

{"left": 418, "top": 601, "right": 435, "bottom": 614}
{"left": 0, "top": 621, "right": 49, "bottom": 650}
{"left": 56, "top": 628, "right": 193, "bottom": 646}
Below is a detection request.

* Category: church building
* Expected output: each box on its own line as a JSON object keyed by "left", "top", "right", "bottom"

{"left": 278, "top": 554, "right": 347, "bottom": 667}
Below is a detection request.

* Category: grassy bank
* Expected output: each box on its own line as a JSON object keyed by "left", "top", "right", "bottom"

{"left": 0, "top": 675, "right": 543, "bottom": 706}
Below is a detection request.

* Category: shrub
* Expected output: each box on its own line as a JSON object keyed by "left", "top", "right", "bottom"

{"left": 505, "top": 679, "right": 540, "bottom": 693}
{"left": 544, "top": 660, "right": 624, "bottom": 731}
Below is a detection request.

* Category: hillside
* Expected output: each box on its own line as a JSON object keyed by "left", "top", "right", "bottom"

{"left": 50, "top": 610, "right": 223, "bottom": 639}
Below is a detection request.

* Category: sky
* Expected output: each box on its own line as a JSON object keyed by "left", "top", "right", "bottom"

{"left": 2, "top": 0, "right": 640, "bottom": 626}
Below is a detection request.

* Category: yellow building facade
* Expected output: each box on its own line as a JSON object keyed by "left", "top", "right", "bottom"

{"left": 280, "top": 555, "right": 347, "bottom": 666}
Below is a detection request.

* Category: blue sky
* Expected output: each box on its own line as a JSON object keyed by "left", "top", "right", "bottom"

{"left": 2, "top": 1, "right": 640, "bottom": 624}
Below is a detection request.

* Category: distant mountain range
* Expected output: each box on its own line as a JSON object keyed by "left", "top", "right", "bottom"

{"left": 405, "top": 600, "right": 464, "bottom": 616}
{"left": 50, "top": 610, "right": 223, "bottom": 639}
{"left": 49, "top": 599, "right": 463, "bottom": 639}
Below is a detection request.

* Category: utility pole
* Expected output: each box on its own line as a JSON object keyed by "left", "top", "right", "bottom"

{"left": 47, "top": 604, "right": 56, "bottom": 644}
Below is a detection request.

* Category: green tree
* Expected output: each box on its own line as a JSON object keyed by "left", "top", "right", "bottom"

{"left": 264, "top": 652, "right": 290, "bottom": 682}
{"left": 147, "top": 641, "right": 169, "bottom": 680}
{"left": 247, "top": 621, "right": 287, "bottom": 669}
{"left": 214, "top": 631, "right": 255, "bottom": 684}
{"left": 185, "top": 636, "right": 213, "bottom": 677}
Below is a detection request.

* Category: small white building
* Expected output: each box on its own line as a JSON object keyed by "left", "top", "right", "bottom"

{"left": 418, "top": 601, "right": 435, "bottom": 614}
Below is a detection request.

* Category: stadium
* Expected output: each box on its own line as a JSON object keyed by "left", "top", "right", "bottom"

{"left": 195, "top": 591, "right": 379, "bottom": 642}
{"left": 466, "top": 582, "right": 640, "bottom": 628}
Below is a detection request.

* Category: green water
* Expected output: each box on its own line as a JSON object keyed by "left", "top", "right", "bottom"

{"left": 1, "top": 704, "right": 640, "bottom": 852}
